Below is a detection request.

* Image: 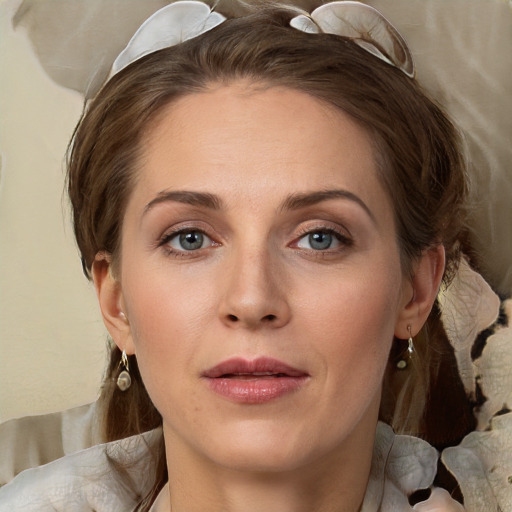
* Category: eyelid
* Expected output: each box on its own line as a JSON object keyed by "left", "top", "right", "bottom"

{"left": 164, "top": 230, "right": 213, "bottom": 251}
{"left": 157, "top": 220, "right": 215, "bottom": 242}
{"left": 157, "top": 223, "right": 221, "bottom": 256}
{"left": 293, "top": 220, "right": 352, "bottom": 240}
{"left": 289, "top": 222, "right": 353, "bottom": 251}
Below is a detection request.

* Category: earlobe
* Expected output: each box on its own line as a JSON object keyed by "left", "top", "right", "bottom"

{"left": 91, "top": 252, "right": 135, "bottom": 355}
{"left": 395, "top": 245, "right": 445, "bottom": 339}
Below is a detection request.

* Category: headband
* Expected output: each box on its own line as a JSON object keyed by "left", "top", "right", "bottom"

{"left": 112, "top": 0, "right": 414, "bottom": 78}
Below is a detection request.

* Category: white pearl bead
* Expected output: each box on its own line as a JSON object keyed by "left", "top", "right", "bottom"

{"left": 117, "top": 370, "right": 132, "bottom": 391}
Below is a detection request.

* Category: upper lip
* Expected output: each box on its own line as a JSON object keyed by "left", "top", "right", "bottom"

{"left": 202, "top": 357, "right": 309, "bottom": 378}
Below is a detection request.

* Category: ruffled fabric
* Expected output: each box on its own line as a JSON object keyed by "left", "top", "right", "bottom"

{"left": 289, "top": 2, "right": 414, "bottom": 76}
{"left": 0, "top": 429, "right": 162, "bottom": 511}
{"left": 442, "top": 413, "right": 512, "bottom": 512}
{"left": 362, "top": 423, "right": 438, "bottom": 510}
{"left": 0, "top": 402, "right": 101, "bottom": 487}
{"left": 112, "top": 2, "right": 226, "bottom": 74}
{"left": 0, "top": 422, "right": 461, "bottom": 512}
{"left": 438, "top": 258, "right": 502, "bottom": 398}
{"left": 412, "top": 488, "right": 465, "bottom": 512}
{"left": 437, "top": 260, "right": 512, "bottom": 511}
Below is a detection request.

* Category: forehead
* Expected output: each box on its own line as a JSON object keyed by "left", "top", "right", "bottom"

{"left": 132, "top": 82, "right": 391, "bottom": 219}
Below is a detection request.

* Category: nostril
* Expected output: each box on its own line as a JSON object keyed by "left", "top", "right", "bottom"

{"left": 263, "top": 314, "right": 277, "bottom": 322}
{"left": 227, "top": 314, "right": 238, "bottom": 322}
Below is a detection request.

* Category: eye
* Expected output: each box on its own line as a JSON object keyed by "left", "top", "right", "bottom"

{"left": 165, "top": 230, "right": 212, "bottom": 251}
{"left": 296, "top": 229, "right": 349, "bottom": 251}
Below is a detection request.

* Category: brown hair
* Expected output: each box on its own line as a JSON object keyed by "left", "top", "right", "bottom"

{"left": 67, "top": 5, "right": 470, "bottom": 508}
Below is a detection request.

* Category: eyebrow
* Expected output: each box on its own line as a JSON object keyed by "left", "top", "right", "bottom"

{"left": 144, "top": 190, "right": 222, "bottom": 214}
{"left": 143, "top": 188, "right": 375, "bottom": 222}
{"left": 281, "top": 189, "right": 376, "bottom": 223}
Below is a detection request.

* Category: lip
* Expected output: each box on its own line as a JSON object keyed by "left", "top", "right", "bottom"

{"left": 202, "top": 357, "right": 309, "bottom": 404}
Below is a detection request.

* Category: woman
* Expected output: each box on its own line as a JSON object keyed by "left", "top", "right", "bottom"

{"left": 1, "top": 2, "right": 508, "bottom": 511}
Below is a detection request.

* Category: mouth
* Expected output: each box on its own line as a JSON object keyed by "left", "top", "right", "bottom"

{"left": 202, "top": 357, "right": 309, "bottom": 404}
{"left": 218, "top": 372, "right": 294, "bottom": 380}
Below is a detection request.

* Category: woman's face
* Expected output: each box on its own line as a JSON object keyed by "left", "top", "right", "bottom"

{"left": 112, "top": 83, "right": 412, "bottom": 472}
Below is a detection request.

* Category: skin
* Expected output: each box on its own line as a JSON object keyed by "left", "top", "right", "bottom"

{"left": 93, "top": 82, "right": 444, "bottom": 512}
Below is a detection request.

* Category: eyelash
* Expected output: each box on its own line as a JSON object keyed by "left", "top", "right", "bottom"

{"left": 292, "top": 226, "right": 353, "bottom": 252}
{"left": 157, "top": 226, "right": 218, "bottom": 258}
{"left": 157, "top": 225, "right": 353, "bottom": 258}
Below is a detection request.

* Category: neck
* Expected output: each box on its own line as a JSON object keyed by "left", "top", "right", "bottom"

{"left": 162, "top": 419, "right": 377, "bottom": 512}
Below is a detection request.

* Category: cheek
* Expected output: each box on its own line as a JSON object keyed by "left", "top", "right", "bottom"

{"left": 300, "top": 260, "right": 401, "bottom": 337}
{"left": 122, "top": 254, "right": 216, "bottom": 337}
{"left": 125, "top": 280, "right": 207, "bottom": 351}
{"left": 296, "top": 261, "right": 401, "bottom": 385}
{"left": 119, "top": 261, "right": 222, "bottom": 408}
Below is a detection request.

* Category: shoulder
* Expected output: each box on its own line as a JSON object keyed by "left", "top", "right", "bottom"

{"left": 0, "top": 429, "right": 162, "bottom": 512}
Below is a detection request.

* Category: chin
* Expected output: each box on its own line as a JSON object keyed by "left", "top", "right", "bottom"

{"left": 197, "top": 420, "right": 329, "bottom": 473}
{"left": 213, "top": 445, "right": 309, "bottom": 474}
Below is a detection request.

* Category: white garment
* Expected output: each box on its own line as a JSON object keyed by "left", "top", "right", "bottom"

{"left": 0, "top": 422, "right": 465, "bottom": 512}
{"left": 148, "top": 483, "right": 463, "bottom": 512}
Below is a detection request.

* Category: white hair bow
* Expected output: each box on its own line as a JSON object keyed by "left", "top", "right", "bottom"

{"left": 111, "top": 1, "right": 414, "bottom": 78}
{"left": 112, "top": 1, "right": 226, "bottom": 75}
{"left": 290, "top": 1, "right": 414, "bottom": 77}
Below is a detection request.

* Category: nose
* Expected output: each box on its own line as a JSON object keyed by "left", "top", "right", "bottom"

{"left": 218, "top": 245, "right": 291, "bottom": 330}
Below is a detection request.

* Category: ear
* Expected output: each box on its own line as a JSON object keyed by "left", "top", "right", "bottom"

{"left": 91, "top": 252, "right": 135, "bottom": 355}
{"left": 395, "top": 245, "right": 445, "bottom": 339}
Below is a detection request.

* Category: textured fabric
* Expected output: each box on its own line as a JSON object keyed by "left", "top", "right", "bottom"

{"left": 412, "top": 488, "right": 465, "bottom": 512}
{"left": 0, "top": 428, "right": 162, "bottom": 511}
{"left": 0, "top": 422, "right": 463, "bottom": 512}
{"left": 0, "top": 402, "right": 101, "bottom": 486}
{"left": 442, "top": 413, "right": 512, "bottom": 512}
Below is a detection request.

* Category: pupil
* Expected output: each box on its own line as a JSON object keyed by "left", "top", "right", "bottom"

{"left": 180, "top": 232, "right": 203, "bottom": 250}
{"left": 309, "top": 232, "right": 332, "bottom": 250}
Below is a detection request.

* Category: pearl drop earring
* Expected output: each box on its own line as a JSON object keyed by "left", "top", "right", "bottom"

{"left": 117, "top": 349, "right": 132, "bottom": 391}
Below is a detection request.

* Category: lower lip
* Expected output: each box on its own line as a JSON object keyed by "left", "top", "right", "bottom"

{"left": 204, "top": 376, "right": 308, "bottom": 404}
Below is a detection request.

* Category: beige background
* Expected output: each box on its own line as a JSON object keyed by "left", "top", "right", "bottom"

{"left": 0, "top": 0, "right": 105, "bottom": 422}
{"left": 1, "top": 0, "right": 510, "bottom": 423}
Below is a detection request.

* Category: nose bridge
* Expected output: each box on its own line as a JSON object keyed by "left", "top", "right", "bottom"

{"left": 220, "top": 238, "right": 290, "bottom": 329}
